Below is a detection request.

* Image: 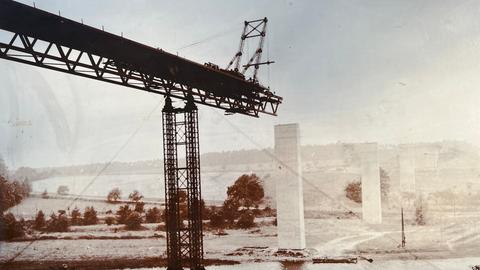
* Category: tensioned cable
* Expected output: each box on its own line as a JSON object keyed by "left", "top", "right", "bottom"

{"left": 5, "top": 98, "right": 164, "bottom": 264}
{"left": 210, "top": 108, "right": 448, "bottom": 270}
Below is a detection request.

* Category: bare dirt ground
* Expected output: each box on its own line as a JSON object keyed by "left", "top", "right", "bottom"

{"left": 1, "top": 214, "right": 479, "bottom": 269}
{"left": 2, "top": 197, "right": 480, "bottom": 269}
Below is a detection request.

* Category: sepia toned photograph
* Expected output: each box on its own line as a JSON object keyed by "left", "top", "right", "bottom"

{"left": 1, "top": 1, "right": 480, "bottom": 269}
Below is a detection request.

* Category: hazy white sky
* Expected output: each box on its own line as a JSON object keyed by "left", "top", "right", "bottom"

{"left": 2, "top": 0, "right": 480, "bottom": 168}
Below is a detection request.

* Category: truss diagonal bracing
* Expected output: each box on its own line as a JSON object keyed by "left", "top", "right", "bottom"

{"left": 163, "top": 97, "right": 204, "bottom": 270}
{"left": 0, "top": 1, "right": 282, "bottom": 117}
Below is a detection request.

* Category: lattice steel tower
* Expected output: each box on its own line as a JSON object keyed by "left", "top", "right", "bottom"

{"left": 163, "top": 96, "right": 203, "bottom": 270}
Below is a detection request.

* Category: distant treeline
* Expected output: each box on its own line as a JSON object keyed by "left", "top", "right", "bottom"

{"left": 21, "top": 141, "right": 480, "bottom": 178}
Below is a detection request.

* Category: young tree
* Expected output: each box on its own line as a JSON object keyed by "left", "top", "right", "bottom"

{"left": 83, "top": 206, "right": 98, "bottom": 225}
{"left": 128, "top": 190, "right": 143, "bottom": 202}
{"left": 236, "top": 211, "right": 255, "bottom": 229}
{"left": 116, "top": 205, "right": 132, "bottom": 224}
{"left": 46, "top": 212, "right": 69, "bottom": 232}
{"left": 125, "top": 211, "right": 143, "bottom": 230}
{"left": 70, "top": 207, "right": 82, "bottom": 225}
{"left": 414, "top": 195, "right": 427, "bottom": 226}
{"left": 34, "top": 210, "right": 46, "bottom": 230}
{"left": 134, "top": 201, "right": 145, "bottom": 213}
{"left": 145, "top": 207, "right": 162, "bottom": 223}
{"left": 107, "top": 188, "right": 121, "bottom": 203}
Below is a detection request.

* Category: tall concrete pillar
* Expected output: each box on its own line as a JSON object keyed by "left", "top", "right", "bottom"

{"left": 356, "top": 143, "right": 382, "bottom": 224}
{"left": 274, "top": 123, "right": 306, "bottom": 250}
{"left": 398, "top": 145, "right": 416, "bottom": 194}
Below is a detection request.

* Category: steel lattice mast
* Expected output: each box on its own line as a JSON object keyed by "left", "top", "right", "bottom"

{"left": 0, "top": 1, "right": 282, "bottom": 269}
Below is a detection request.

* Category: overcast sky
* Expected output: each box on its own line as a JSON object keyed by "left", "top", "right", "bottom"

{"left": 2, "top": 0, "right": 480, "bottom": 168}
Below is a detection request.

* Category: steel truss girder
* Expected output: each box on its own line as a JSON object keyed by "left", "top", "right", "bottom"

{"left": 163, "top": 97, "right": 204, "bottom": 270}
{"left": 0, "top": 29, "right": 280, "bottom": 118}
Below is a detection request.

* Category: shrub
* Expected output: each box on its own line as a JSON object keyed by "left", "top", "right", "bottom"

{"left": 34, "top": 210, "right": 46, "bottom": 230}
{"left": 83, "top": 206, "right": 98, "bottom": 225}
{"left": 222, "top": 199, "right": 240, "bottom": 224}
{"left": 209, "top": 210, "right": 225, "bottom": 228}
{"left": 46, "top": 212, "right": 69, "bottom": 232}
{"left": 345, "top": 180, "right": 362, "bottom": 203}
{"left": 116, "top": 205, "right": 132, "bottom": 224}
{"left": 0, "top": 175, "right": 31, "bottom": 212}
{"left": 414, "top": 195, "right": 427, "bottom": 226}
{"left": 145, "top": 207, "right": 162, "bottom": 223}
{"left": 236, "top": 211, "right": 255, "bottom": 229}
{"left": 125, "top": 211, "right": 142, "bottom": 230}
{"left": 105, "top": 216, "right": 115, "bottom": 226}
{"left": 70, "top": 207, "right": 82, "bottom": 225}
{"left": 0, "top": 212, "right": 25, "bottom": 240}
{"left": 201, "top": 200, "right": 210, "bottom": 220}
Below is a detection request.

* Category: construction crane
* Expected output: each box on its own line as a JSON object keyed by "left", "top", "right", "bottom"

{"left": 0, "top": 1, "right": 282, "bottom": 270}
{"left": 226, "top": 17, "right": 275, "bottom": 83}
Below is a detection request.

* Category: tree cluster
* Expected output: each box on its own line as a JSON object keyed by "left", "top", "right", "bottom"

{"left": 0, "top": 212, "right": 25, "bottom": 240}
{"left": 206, "top": 174, "right": 265, "bottom": 230}
{"left": 0, "top": 174, "right": 31, "bottom": 212}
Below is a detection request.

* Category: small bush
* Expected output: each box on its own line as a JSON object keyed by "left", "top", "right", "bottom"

{"left": 200, "top": 200, "right": 210, "bottom": 220}
{"left": 83, "top": 206, "right": 98, "bottom": 225}
{"left": 222, "top": 199, "right": 240, "bottom": 225}
{"left": 0, "top": 212, "right": 25, "bottom": 240}
{"left": 414, "top": 195, "right": 427, "bottom": 226}
{"left": 34, "top": 210, "right": 46, "bottom": 230}
{"left": 125, "top": 211, "right": 143, "bottom": 230}
{"left": 345, "top": 181, "right": 362, "bottom": 203}
{"left": 209, "top": 210, "right": 225, "bottom": 228}
{"left": 236, "top": 211, "right": 255, "bottom": 229}
{"left": 105, "top": 216, "right": 115, "bottom": 226}
{"left": 46, "top": 212, "right": 69, "bottom": 232}
{"left": 70, "top": 207, "right": 82, "bottom": 225}
{"left": 145, "top": 207, "right": 162, "bottom": 223}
